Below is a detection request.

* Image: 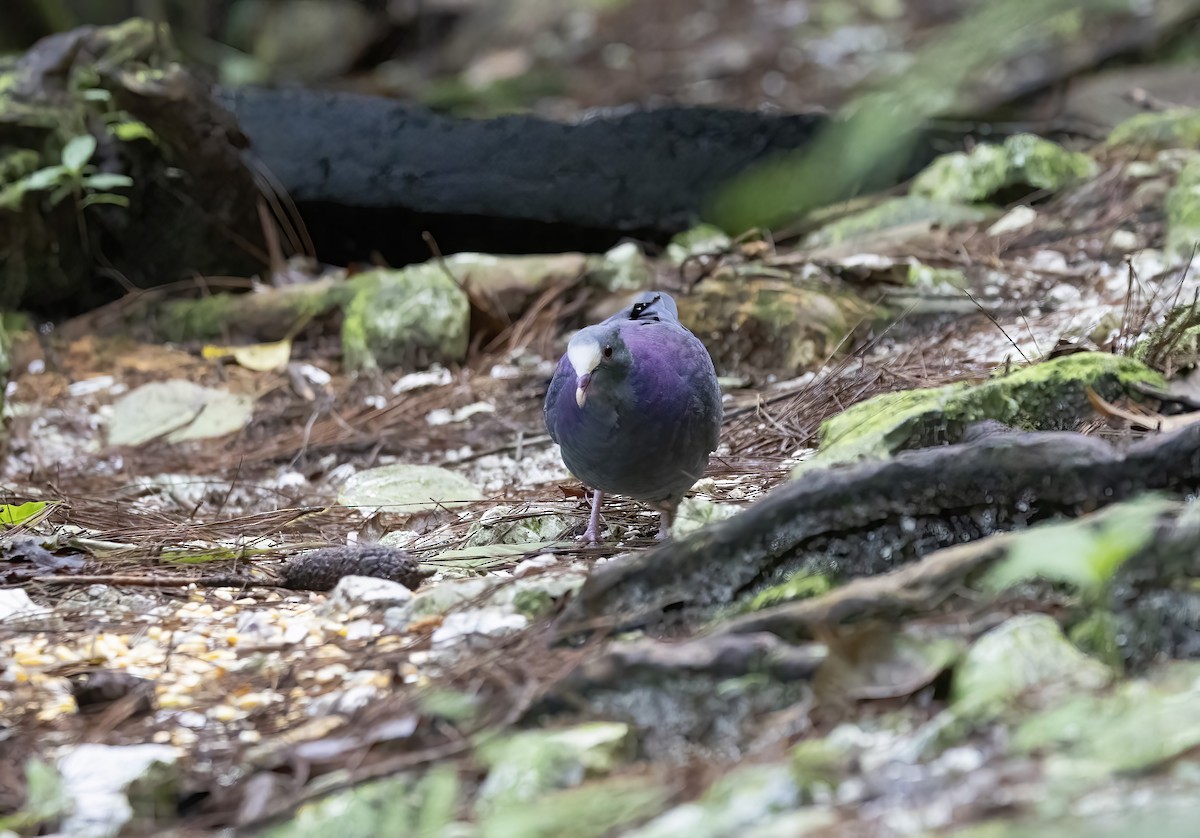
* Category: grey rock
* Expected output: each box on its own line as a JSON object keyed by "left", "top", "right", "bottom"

{"left": 323, "top": 575, "right": 415, "bottom": 614}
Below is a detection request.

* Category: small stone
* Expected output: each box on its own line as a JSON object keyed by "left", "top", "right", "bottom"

{"left": 671, "top": 496, "right": 740, "bottom": 538}
{"left": 986, "top": 205, "right": 1037, "bottom": 236}
{"left": 513, "top": 554, "right": 558, "bottom": 577}
{"left": 431, "top": 608, "right": 528, "bottom": 649}
{"left": 322, "top": 575, "right": 415, "bottom": 615}
{"left": 1107, "top": 228, "right": 1140, "bottom": 254}
{"left": 57, "top": 743, "right": 182, "bottom": 838}
{"left": 0, "top": 589, "right": 50, "bottom": 621}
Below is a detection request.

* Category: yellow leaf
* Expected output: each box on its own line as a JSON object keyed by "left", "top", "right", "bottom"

{"left": 201, "top": 340, "right": 292, "bottom": 372}
{"left": 233, "top": 340, "right": 292, "bottom": 372}
{"left": 201, "top": 345, "right": 234, "bottom": 361}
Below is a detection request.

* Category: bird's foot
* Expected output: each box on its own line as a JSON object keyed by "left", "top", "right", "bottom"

{"left": 655, "top": 508, "right": 674, "bottom": 541}
{"left": 577, "top": 488, "right": 604, "bottom": 546}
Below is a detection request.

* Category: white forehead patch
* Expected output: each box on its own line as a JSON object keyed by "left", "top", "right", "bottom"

{"left": 567, "top": 336, "right": 602, "bottom": 378}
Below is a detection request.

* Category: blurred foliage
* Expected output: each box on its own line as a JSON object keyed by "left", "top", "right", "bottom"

{"left": 705, "top": 0, "right": 1129, "bottom": 233}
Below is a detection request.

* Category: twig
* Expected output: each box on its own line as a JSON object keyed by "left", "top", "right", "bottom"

{"left": 32, "top": 574, "right": 258, "bottom": 588}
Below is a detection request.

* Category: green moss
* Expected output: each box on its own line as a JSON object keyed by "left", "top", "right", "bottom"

{"left": 342, "top": 264, "right": 469, "bottom": 371}
{"left": 666, "top": 224, "right": 732, "bottom": 265}
{"left": 1108, "top": 108, "right": 1200, "bottom": 152}
{"left": 679, "top": 279, "right": 874, "bottom": 375}
{"left": 907, "top": 261, "right": 969, "bottom": 291}
{"left": 951, "top": 614, "right": 1113, "bottom": 724}
{"left": 790, "top": 739, "right": 850, "bottom": 800}
{"left": 587, "top": 242, "right": 653, "bottom": 292}
{"left": 911, "top": 134, "right": 1098, "bottom": 204}
{"left": 158, "top": 294, "right": 238, "bottom": 342}
{"left": 157, "top": 279, "right": 355, "bottom": 343}
{"left": 1011, "top": 666, "right": 1200, "bottom": 777}
{"left": 1132, "top": 300, "right": 1200, "bottom": 372}
{"left": 475, "top": 723, "right": 635, "bottom": 814}
{"left": 740, "top": 572, "right": 835, "bottom": 613}
{"left": 481, "top": 776, "right": 668, "bottom": 838}
{"left": 91, "top": 18, "right": 173, "bottom": 67}
{"left": 1165, "top": 155, "right": 1200, "bottom": 262}
{"left": 0, "top": 149, "right": 42, "bottom": 211}
{"left": 421, "top": 70, "right": 565, "bottom": 118}
{"left": 513, "top": 588, "right": 554, "bottom": 620}
{"left": 1068, "top": 610, "right": 1124, "bottom": 673}
{"left": 806, "top": 352, "right": 1164, "bottom": 471}
{"left": 0, "top": 149, "right": 38, "bottom": 185}
{"left": 803, "top": 196, "right": 989, "bottom": 248}
{"left": 259, "top": 768, "right": 461, "bottom": 838}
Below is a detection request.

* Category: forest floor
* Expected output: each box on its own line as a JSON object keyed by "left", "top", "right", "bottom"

{"left": 5, "top": 109, "right": 1200, "bottom": 836}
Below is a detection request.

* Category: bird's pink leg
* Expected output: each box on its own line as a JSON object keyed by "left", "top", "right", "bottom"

{"left": 578, "top": 489, "right": 604, "bottom": 544}
{"left": 656, "top": 506, "right": 674, "bottom": 541}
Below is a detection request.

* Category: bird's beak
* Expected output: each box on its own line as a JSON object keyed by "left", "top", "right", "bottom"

{"left": 575, "top": 373, "right": 592, "bottom": 408}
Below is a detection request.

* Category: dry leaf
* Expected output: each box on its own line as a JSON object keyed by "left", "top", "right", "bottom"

{"left": 202, "top": 339, "right": 292, "bottom": 372}
{"left": 1086, "top": 387, "right": 1200, "bottom": 433}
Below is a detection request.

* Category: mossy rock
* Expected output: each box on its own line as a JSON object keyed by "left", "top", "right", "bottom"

{"left": 1011, "top": 660, "right": 1200, "bottom": 777}
{"left": 481, "top": 776, "right": 669, "bottom": 838}
{"left": 803, "top": 196, "right": 989, "bottom": 249}
{"left": 906, "top": 261, "right": 969, "bottom": 291}
{"left": 678, "top": 276, "right": 877, "bottom": 376}
{"left": 630, "top": 763, "right": 805, "bottom": 838}
{"left": 805, "top": 352, "right": 1164, "bottom": 470}
{"left": 156, "top": 277, "right": 357, "bottom": 343}
{"left": 952, "top": 614, "right": 1113, "bottom": 724}
{"left": 475, "top": 723, "right": 636, "bottom": 814}
{"left": 585, "top": 242, "right": 655, "bottom": 293}
{"left": 1164, "top": 155, "right": 1200, "bottom": 263}
{"left": 910, "top": 134, "right": 1098, "bottom": 205}
{"left": 342, "top": 264, "right": 470, "bottom": 370}
{"left": 667, "top": 224, "right": 732, "bottom": 265}
{"left": 1107, "top": 108, "right": 1200, "bottom": 154}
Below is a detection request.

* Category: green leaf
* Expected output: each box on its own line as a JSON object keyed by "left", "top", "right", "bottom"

{"left": 81, "top": 88, "right": 112, "bottom": 102}
{"left": 83, "top": 173, "right": 133, "bottom": 191}
{"left": 160, "top": 547, "right": 240, "bottom": 564}
{"left": 0, "top": 759, "right": 69, "bottom": 831}
{"left": 980, "top": 496, "right": 1172, "bottom": 594}
{"left": 109, "top": 120, "right": 159, "bottom": 144}
{"left": 61, "top": 134, "right": 97, "bottom": 173}
{"left": 22, "top": 165, "right": 67, "bottom": 191}
{"left": 414, "top": 766, "right": 460, "bottom": 836}
{"left": 421, "top": 541, "right": 564, "bottom": 570}
{"left": 0, "top": 501, "right": 49, "bottom": 528}
{"left": 80, "top": 192, "right": 130, "bottom": 208}
{"left": 48, "top": 183, "right": 75, "bottom": 207}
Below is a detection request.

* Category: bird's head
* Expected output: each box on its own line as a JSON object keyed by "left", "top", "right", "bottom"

{"left": 566, "top": 326, "right": 630, "bottom": 408}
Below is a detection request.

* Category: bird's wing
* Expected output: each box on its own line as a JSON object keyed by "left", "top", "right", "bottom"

{"left": 680, "top": 332, "right": 723, "bottom": 453}
{"left": 603, "top": 291, "right": 680, "bottom": 325}
{"left": 543, "top": 353, "right": 575, "bottom": 444}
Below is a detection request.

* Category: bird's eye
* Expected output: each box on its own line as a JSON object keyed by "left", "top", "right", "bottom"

{"left": 603, "top": 345, "right": 613, "bottom": 359}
